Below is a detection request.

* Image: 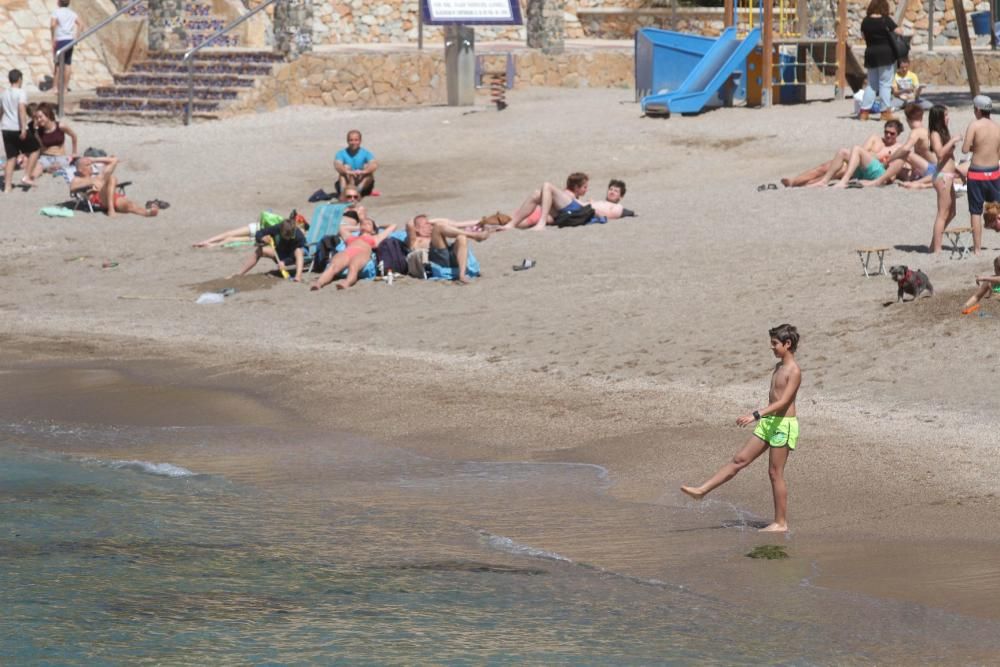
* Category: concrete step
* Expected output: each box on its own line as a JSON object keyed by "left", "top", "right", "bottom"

{"left": 79, "top": 97, "right": 221, "bottom": 113}
{"left": 114, "top": 73, "right": 257, "bottom": 88}
{"left": 147, "top": 50, "right": 285, "bottom": 63}
{"left": 130, "top": 61, "right": 273, "bottom": 75}
{"left": 95, "top": 85, "right": 242, "bottom": 101}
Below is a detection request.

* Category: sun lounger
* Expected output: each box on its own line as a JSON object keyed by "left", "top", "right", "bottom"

{"left": 69, "top": 180, "right": 132, "bottom": 213}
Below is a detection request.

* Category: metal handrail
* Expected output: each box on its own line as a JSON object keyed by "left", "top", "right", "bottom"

{"left": 183, "top": 0, "right": 282, "bottom": 125}
{"left": 56, "top": 0, "right": 145, "bottom": 115}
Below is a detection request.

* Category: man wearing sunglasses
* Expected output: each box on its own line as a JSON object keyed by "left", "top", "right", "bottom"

{"left": 779, "top": 120, "right": 902, "bottom": 188}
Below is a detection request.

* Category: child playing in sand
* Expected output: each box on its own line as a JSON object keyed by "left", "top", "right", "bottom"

{"left": 961, "top": 256, "right": 1000, "bottom": 315}
{"left": 231, "top": 212, "right": 307, "bottom": 282}
{"left": 680, "top": 324, "right": 802, "bottom": 533}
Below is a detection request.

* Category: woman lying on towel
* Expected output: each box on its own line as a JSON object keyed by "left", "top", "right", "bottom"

{"left": 193, "top": 210, "right": 308, "bottom": 248}
{"left": 310, "top": 217, "right": 396, "bottom": 291}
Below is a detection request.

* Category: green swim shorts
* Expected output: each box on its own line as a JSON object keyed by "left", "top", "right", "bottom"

{"left": 753, "top": 416, "right": 799, "bottom": 450}
{"left": 853, "top": 159, "right": 886, "bottom": 182}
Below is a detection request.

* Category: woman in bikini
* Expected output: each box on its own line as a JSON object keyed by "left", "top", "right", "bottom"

{"left": 310, "top": 217, "right": 396, "bottom": 291}
{"left": 22, "top": 102, "right": 77, "bottom": 185}
{"left": 925, "top": 105, "right": 965, "bottom": 254}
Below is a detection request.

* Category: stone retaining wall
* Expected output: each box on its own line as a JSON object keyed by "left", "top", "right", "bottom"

{"left": 224, "top": 46, "right": 632, "bottom": 114}
{"left": 0, "top": 0, "right": 126, "bottom": 92}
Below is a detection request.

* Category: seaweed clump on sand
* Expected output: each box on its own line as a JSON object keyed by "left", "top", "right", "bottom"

{"left": 746, "top": 545, "right": 789, "bottom": 560}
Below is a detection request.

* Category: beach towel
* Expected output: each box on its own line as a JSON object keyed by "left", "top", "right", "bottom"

{"left": 39, "top": 206, "right": 74, "bottom": 218}
{"left": 429, "top": 245, "right": 481, "bottom": 280}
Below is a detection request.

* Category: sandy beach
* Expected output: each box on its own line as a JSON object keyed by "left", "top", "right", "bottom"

{"left": 3, "top": 86, "right": 1000, "bottom": 659}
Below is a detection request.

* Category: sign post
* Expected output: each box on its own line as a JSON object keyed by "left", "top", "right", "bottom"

{"left": 422, "top": 0, "right": 522, "bottom": 106}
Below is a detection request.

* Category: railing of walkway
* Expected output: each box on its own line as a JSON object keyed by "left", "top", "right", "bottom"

{"left": 183, "top": 0, "right": 282, "bottom": 125}
{"left": 55, "top": 0, "right": 146, "bottom": 115}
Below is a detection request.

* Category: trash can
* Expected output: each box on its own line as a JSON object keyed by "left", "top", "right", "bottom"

{"left": 971, "top": 11, "right": 992, "bottom": 36}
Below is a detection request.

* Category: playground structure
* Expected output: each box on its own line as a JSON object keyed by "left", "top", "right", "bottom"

{"left": 638, "top": 0, "right": 985, "bottom": 116}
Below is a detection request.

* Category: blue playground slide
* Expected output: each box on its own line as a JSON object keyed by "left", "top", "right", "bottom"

{"left": 640, "top": 28, "right": 761, "bottom": 116}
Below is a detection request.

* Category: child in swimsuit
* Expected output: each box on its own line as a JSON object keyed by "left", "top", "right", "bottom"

{"left": 680, "top": 324, "right": 803, "bottom": 533}
{"left": 961, "top": 256, "right": 1000, "bottom": 314}
{"left": 311, "top": 217, "right": 397, "bottom": 291}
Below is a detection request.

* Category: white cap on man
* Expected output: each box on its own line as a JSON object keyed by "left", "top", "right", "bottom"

{"left": 973, "top": 94, "right": 993, "bottom": 112}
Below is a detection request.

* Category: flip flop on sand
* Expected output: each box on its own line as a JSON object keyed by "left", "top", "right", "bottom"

{"left": 145, "top": 199, "right": 170, "bottom": 210}
{"left": 846, "top": 180, "right": 864, "bottom": 189}
{"left": 512, "top": 258, "right": 535, "bottom": 271}
{"left": 756, "top": 183, "right": 778, "bottom": 192}
{"left": 962, "top": 304, "right": 981, "bottom": 315}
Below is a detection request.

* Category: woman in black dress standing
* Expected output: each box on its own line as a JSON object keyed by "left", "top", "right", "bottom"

{"left": 859, "top": 0, "right": 903, "bottom": 121}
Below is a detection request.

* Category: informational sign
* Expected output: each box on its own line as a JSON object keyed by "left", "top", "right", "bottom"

{"left": 422, "top": 0, "right": 523, "bottom": 25}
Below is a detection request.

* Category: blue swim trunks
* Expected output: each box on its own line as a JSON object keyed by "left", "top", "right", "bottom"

{"left": 853, "top": 160, "right": 886, "bottom": 181}
{"left": 559, "top": 200, "right": 583, "bottom": 215}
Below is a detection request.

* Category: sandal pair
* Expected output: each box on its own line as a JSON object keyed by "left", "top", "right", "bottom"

{"left": 145, "top": 198, "right": 170, "bottom": 210}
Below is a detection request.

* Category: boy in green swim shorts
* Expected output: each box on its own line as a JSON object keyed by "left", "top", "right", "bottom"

{"left": 681, "top": 324, "right": 802, "bottom": 533}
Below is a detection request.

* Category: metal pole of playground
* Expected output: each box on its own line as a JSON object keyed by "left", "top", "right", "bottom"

{"left": 762, "top": 0, "right": 773, "bottom": 107}
{"left": 836, "top": 0, "right": 847, "bottom": 99}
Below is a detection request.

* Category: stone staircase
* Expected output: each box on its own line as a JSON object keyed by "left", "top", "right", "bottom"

{"left": 73, "top": 0, "right": 280, "bottom": 121}
{"left": 75, "top": 50, "right": 283, "bottom": 121}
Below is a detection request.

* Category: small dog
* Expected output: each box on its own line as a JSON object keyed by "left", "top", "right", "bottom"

{"left": 889, "top": 265, "right": 934, "bottom": 302}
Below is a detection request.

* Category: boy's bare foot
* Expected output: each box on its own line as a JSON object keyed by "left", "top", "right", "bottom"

{"left": 759, "top": 522, "right": 788, "bottom": 533}
{"left": 310, "top": 283, "right": 322, "bottom": 291}
{"left": 334, "top": 280, "right": 348, "bottom": 290}
{"left": 680, "top": 486, "right": 705, "bottom": 500}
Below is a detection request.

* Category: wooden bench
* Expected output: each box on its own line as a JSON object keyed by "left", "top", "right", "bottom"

{"left": 856, "top": 246, "right": 889, "bottom": 277}
{"left": 943, "top": 226, "right": 973, "bottom": 260}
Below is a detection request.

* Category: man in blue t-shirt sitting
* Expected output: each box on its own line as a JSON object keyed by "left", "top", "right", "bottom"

{"left": 334, "top": 129, "right": 378, "bottom": 197}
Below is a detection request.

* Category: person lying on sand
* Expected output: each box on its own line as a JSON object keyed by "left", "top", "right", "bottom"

{"left": 781, "top": 121, "right": 900, "bottom": 187}
{"left": 193, "top": 211, "right": 308, "bottom": 248}
{"left": 808, "top": 120, "right": 909, "bottom": 188}
{"left": 503, "top": 172, "right": 592, "bottom": 231}
{"left": 405, "top": 214, "right": 493, "bottom": 283}
{"left": 69, "top": 156, "right": 161, "bottom": 218}
{"left": 311, "top": 217, "right": 396, "bottom": 291}
{"left": 511, "top": 178, "right": 637, "bottom": 228}
{"left": 680, "top": 324, "right": 802, "bottom": 533}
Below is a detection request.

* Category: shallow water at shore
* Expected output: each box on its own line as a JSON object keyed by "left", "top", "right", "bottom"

{"left": 2, "top": 364, "right": 1000, "bottom": 663}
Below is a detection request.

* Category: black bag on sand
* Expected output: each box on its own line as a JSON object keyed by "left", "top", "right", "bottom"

{"left": 553, "top": 204, "right": 596, "bottom": 228}
{"left": 375, "top": 236, "right": 409, "bottom": 275}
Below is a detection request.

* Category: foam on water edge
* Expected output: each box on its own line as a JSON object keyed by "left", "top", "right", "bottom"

{"left": 90, "top": 458, "right": 198, "bottom": 478}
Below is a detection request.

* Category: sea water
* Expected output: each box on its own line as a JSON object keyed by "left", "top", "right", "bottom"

{"left": 3, "top": 416, "right": 1000, "bottom": 663}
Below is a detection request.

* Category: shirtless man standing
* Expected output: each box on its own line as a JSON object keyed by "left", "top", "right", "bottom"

{"left": 963, "top": 95, "right": 1000, "bottom": 255}
{"left": 405, "top": 214, "right": 492, "bottom": 283}
{"left": 69, "top": 156, "right": 159, "bottom": 218}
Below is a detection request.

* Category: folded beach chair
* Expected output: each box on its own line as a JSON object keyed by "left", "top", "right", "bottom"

{"left": 69, "top": 180, "right": 132, "bottom": 213}
{"left": 302, "top": 202, "right": 347, "bottom": 269}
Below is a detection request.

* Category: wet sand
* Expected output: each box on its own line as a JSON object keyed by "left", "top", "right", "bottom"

{"left": 2, "top": 86, "right": 1000, "bottom": 646}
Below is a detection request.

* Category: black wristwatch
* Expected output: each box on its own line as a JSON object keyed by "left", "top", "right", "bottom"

{"left": 752, "top": 410, "right": 761, "bottom": 421}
